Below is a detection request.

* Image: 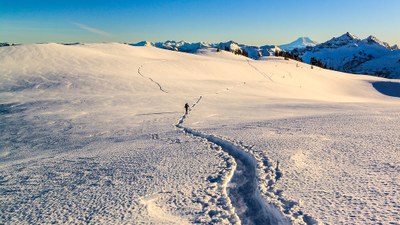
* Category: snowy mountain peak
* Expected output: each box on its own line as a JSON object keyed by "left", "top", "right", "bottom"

{"left": 297, "top": 37, "right": 318, "bottom": 45}
{"left": 292, "top": 33, "right": 400, "bottom": 78}
{"left": 132, "top": 41, "right": 153, "bottom": 47}
{"left": 218, "top": 40, "right": 241, "bottom": 51}
{"left": 279, "top": 37, "right": 318, "bottom": 51}
{"left": 318, "top": 32, "right": 361, "bottom": 49}
{"left": 364, "top": 36, "right": 391, "bottom": 49}
{"left": 342, "top": 32, "right": 358, "bottom": 40}
{"left": 334, "top": 32, "right": 359, "bottom": 42}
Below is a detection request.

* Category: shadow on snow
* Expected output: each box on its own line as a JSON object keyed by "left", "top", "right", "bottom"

{"left": 372, "top": 81, "right": 400, "bottom": 98}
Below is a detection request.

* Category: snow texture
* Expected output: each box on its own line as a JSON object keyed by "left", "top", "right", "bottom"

{"left": 1, "top": 43, "right": 399, "bottom": 224}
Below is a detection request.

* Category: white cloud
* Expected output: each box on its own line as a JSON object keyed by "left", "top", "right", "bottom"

{"left": 74, "top": 23, "right": 111, "bottom": 37}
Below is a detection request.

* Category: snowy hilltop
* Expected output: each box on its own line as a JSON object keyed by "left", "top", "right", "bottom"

{"left": 292, "top": 32, "right": 400, "bottom": 78}
{"left": 279, "top": 37, "right": 318, "bottom": 51}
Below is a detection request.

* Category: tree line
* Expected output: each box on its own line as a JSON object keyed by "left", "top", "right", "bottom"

{"left": 218, "top": 45, "right": 328, "bottom": 69}
{"left": 217, "top": 46, "right": 249, "bottom": 57}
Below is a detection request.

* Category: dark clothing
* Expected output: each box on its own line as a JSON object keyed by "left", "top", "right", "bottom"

{"left": 184, "top": 103, "right": 189, "bottom": 114}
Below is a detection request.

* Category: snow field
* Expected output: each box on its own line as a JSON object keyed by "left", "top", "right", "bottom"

{"left": 1, "top": 109, "right": 245, "bottom": 224}
{"left": 1, "top": 43, "right": 399, "bottom": 224}
{"left": 187, "top": 104, "right": 400, "bottom": 224}
{"left": 0, "top": 44, "right": 243, "bottom": 224}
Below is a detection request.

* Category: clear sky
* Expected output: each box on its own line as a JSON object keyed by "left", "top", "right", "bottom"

{"left": 1, "top": 0, "right": 399, "bottom": 46}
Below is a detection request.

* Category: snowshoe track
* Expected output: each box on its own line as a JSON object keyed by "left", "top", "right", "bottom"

{"left": 138, "top": 63, "right": 168, "bottom": 93}
{"left": 176, "top": 96, "right": 289, "bottom": 225}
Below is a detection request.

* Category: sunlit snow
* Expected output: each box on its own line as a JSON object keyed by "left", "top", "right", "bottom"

{"left": 1, "top": 43, "right": 399, "bottom": 224}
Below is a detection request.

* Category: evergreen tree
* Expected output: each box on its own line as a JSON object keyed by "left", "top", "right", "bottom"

{"left": 242, "top": 49, "right": 248, "bottom": 57}
{"left": 310, "top": 57, "right": 326, "bottom": 69}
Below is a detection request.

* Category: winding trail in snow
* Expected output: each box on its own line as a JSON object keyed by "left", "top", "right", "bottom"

{"left": 246, "top": 60, "right": 274, "bottom": 82}
{"left": 176, "top": 96, "right": 289, "bottom": 225}
{"left": 138, "top": 63, "right": 168, "bottom": 93}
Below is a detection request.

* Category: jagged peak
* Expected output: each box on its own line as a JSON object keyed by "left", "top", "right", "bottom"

{"left": 366, "top": 35, "right": 380, "bottom": 42}
{"left": 337, "top": 32, "right": 359, "bottom": 41}
{"left": 318, "top": 32, "right": 360, "bottom": 49}
{"left": 364, "top": 36, "right": 391, "bottom": 49}
{"left": 346, "top": 32, "right": 358, "bottom": 39}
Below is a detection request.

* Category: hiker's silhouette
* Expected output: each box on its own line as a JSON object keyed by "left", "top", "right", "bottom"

{"left": 184, "top": 103, "right": 189, "bottom": 114}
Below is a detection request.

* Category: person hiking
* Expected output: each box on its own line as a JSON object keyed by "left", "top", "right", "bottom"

{"left": 184, "top": 103, "right": 190, "bottom": 114}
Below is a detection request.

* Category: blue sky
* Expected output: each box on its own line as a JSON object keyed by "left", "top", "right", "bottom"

{"left": 1, "top": 0, "right": 399, "bottom": 45}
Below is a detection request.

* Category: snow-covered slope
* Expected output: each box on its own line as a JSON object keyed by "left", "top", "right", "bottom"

{"left": 1, "top": 43, "right": 399, "bottom": 224}
{"left": 293, "top": 32, "right": 400, "bottom": 78}
{"left": 279, "top": 37, "right": 318, "bottom": 51}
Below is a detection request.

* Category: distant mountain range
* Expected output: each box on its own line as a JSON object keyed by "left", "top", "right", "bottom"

{"left": 132, "top": 40, "right": 283, "bottom": 59}
{"left": 293, "top": 32, "right": 400, "bottom": 79}
{"left": 131, "top": 33, "right": 399, "bottom": 79}
{"left": 131, "top": 37, "right": 318, "bottom": 58}
{"left": 0, "top": 43, "right": 18, "bottom": 47}
{"left": 2, "top": 32, "right": 399, "bottom": 79}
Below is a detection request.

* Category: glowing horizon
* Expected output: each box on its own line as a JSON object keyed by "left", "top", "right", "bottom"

{"left": 1, "top": 0, "right": 399, "bottom": 46}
